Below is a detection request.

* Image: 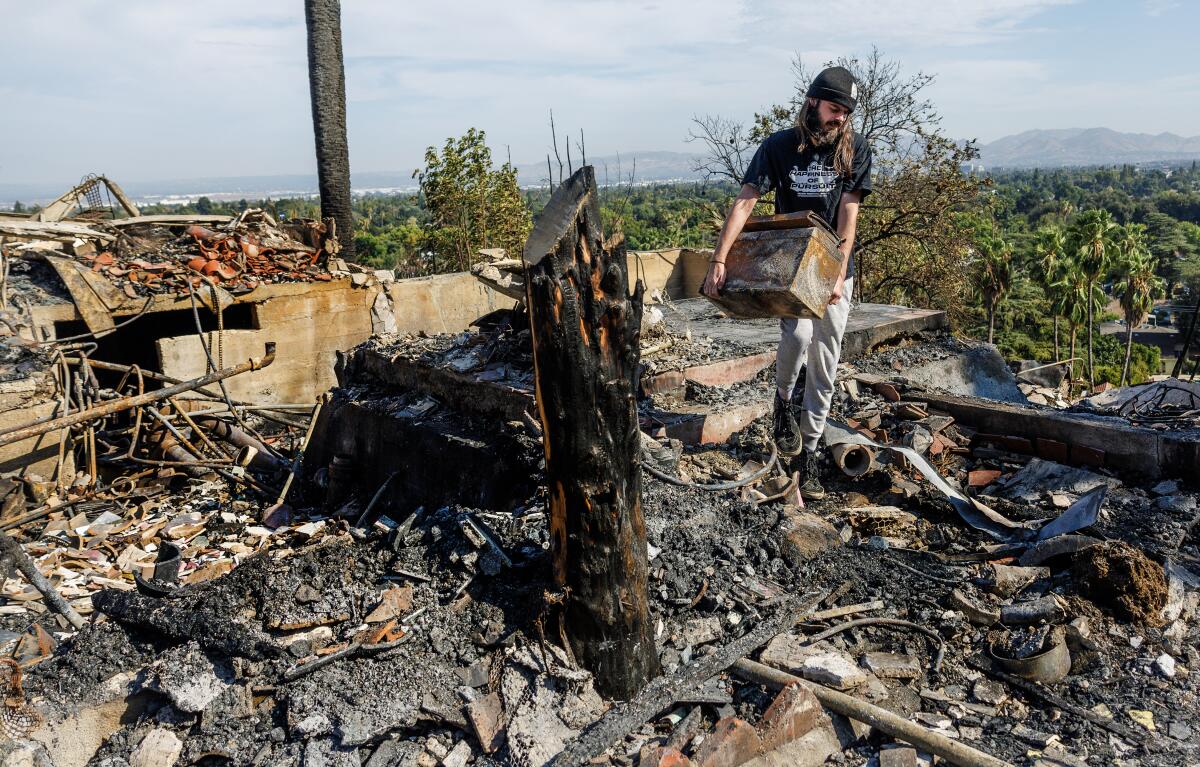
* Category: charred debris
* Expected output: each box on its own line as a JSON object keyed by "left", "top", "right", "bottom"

{"left": 0, "top": 170, "right": 1197, "bottom": 767}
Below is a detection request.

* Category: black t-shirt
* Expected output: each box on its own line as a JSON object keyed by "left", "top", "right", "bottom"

{"left": 741, "top": 128, "right": 872, "bottom": 277}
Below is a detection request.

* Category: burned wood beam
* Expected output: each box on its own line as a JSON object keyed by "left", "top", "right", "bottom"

{"left": 523, "top": 165, "right": 659, "bottom": 699}
{"left": 0, "top": 530, "right": 86, "bottom": 630}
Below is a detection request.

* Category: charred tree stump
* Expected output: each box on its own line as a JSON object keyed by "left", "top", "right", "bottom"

{"left": 523, "top": 166, "right": 660, "bottom": 699}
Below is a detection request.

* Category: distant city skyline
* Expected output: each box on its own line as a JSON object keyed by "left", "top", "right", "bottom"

{"left": 3, "top": 0, "right": 1198, "bottom": 187}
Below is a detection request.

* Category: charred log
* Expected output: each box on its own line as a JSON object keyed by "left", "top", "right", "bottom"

{"left": 523, "top": 166, "right": 660, "bottom": 699}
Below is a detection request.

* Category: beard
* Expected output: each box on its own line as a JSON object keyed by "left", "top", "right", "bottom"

{"left": 805, "top": 108, "right": 845, "bottom": 147}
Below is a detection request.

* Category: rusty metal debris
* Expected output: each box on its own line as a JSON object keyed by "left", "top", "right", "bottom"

{"left": 733, "top": 658, "right": 1014, "bottom": 767}
{"left": 988, "top": 626, "right": 1072, "bottom": 684}
{"left": 0, "top": 343, "right": 276, "bottom": 448}
{"left": 3, "top": 207, "right": 339, "bottom": 303}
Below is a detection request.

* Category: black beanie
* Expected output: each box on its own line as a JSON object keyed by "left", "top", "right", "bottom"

{"left": 806, "top": 66, "right": 858, "bottom": 112}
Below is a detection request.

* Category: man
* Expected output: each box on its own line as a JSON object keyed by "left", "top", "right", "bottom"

{"left": 701, "top": 66, "right": 872, "bottom": 500}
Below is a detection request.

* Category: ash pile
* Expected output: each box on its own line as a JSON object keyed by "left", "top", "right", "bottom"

{"left": 8, "top": 315, "right": 1197, "bottom": 767}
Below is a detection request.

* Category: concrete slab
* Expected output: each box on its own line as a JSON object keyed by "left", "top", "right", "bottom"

{"left": 660, "top": 298, "right": 947, "bottom": 363}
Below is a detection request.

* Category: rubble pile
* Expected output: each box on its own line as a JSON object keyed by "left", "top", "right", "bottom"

{"left": 1076, "top": 380, "right": 1200, "bottom": 430}
{"left": 2, "top": 208, "right": 338, "bottom": 307}
{"left": 76, "top": 211, "right": 334, "bottom": 297}
{"left": 0, "top": 300, "right": 1197, "bottom": 766}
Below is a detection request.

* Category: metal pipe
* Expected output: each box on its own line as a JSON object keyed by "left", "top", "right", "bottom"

{"left": 269, "top": 398, "right": 324, "bottom": 509}
{"left": 830, "top": 442, "right": 875, "bottom": 477}
{"left": 0, "top": 343, "right": 275, "bottom": 448}
{"left": 167, "top": 397, "right": 225, "bottom": 459}
{"left": 145, "top": 406, "right": 232, "bottom": 466}
{"left": 63, "top": 356, "right": 235, "bottom": 403}
{"left": 194, "top": 415, "right": 287, "bottom": 471}
{"left": 1017, "top": 357, "right": 1080, "bottom": 376}
{"left": 732, "top": 659, "right": 1013, "bottom": 767}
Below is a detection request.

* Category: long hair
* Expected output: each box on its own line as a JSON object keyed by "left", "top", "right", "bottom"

{"left": 794, "top": 99, "right": 856, "bottom": 178}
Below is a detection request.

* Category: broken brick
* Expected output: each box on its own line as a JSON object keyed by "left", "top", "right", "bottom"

{"left": 757, "top": 682, "right": 825, "bottom": 751}
{"left": 692, "top": 717, "right": 763, "bottom": 767}
{"left": 873, "top": 382, "right": 901, "bottom": 402}
{"left": 1035, "top": 438, "right": 1069, "bottom": 464}
{"left": 640, "top": 746, "right": 695, "bottom": 767}
{"left": 465, "top": 692, "right": 505, "bottom": 753}
{"left": 1070, "top": 444, "right": 1105, "bottom": 467}
{"left": 968, "top": 469, "right": 1001, "bottom": 488}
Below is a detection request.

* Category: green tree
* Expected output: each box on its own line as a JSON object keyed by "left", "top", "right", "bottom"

{"left": 415, "top": 128, "right": 532, "bottom": 273}
{"left": 1068, "top": 209, "right": 1118, "bottom": 387}
{"left": 1144, "top": 211, "right": 1195, "bottom": 293}
{"left": 1052, "top": 259, "right": 1103, "bottom": 381}
{"left": 1113, "top": 228, "right": 1165, "bottom": 385}
{"left": 972, "top": 226, "right": 1013, "bottom": 344}
{"left": 1033, "top": 225, "right": 1068, "bottom": 360}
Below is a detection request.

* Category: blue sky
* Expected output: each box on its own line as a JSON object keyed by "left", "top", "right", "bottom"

{"left": 2, "top": 0, "right": 1197, "bottom": 186}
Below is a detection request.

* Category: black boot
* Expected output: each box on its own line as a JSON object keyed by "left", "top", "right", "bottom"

{"left": 799, "top": 447, "right": 826, "bottom": 500}
{"left": 772, "top": 392, "right": 802, "bottom": 457}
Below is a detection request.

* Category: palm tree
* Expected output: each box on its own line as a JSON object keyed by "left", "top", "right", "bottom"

{"left": 1034, "top": 225, "right": 1068, "bottom": 360}
{"left": 1052, "top": 260, "right": 1102, "bottom": 382}
{"left": 305, "top": 0, "right": 355, "bottom": 259}
{"left": 974, "top": 229, "right": 1013, "bottom": 344}
{"left": 1113, "top": 228, "right": 1165, "bottom": 385}
{"left": 1069, "top": 209, "right": 1117, "bottom": 388}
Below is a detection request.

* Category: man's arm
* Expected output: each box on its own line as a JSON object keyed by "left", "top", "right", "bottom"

{"left": 701, "top": 183, "right": 761, "bottom": 298}
{"left": 829, "top": 189, "right": 862, "bottom": 304}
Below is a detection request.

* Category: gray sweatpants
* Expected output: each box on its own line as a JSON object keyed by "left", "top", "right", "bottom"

{"left": 776, "top": 278, "right": 853, "bottom": 452}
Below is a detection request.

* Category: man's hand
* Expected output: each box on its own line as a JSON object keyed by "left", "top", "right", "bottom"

{"left": 702, "top": 262, "right": 726, "bottom": 298}
{"left": 828, "top": 276, "right": 844, "bottom": 305}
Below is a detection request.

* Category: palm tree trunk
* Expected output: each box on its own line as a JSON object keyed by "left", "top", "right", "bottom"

{"left": 305, "top": 0, "right": 355, "bottom": 260}
{"left": 1121, "top": 324, "right": 1134, "bottom": 386}
{"left": 1086, "top": 282, "right": 1096, "bottom": 388}
{"left": 987, "top": 299, "right": 996, "bottom": 344}
{"left": 1053, "top": 316, "right": 1060, "bottom": 361}
{"left": 1069, "top": 328, "right": 1077, "bottom": 379}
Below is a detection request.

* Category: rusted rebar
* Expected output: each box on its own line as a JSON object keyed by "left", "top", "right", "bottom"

{"left": 0, "top": 343, "right": 275, "bottom": 447}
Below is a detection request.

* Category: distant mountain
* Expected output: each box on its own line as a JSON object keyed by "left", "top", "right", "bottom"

{"left": 977, "top": 128, "right": 1200, "bottom": 169}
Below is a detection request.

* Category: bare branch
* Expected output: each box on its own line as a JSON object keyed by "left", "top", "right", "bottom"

{"left": 686, "top": 114, "right": 755, "bottom": 184}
